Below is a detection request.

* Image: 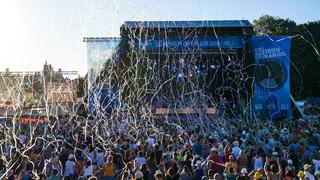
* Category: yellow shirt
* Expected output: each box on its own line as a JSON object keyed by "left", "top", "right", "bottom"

{"left": 226, "top": 162, "right": 238, "bottom": 171}
{"left": 103, "top": 162, "right": 116, "bottom": 176}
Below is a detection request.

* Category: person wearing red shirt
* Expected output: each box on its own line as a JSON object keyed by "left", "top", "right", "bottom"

{"left": 207, "top": 147, "right": 224, "bottom": 174}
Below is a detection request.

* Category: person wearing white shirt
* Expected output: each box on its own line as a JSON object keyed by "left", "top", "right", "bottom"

{"left": 304, "top": 164, "right": 315, "bottom": 180}
{"left": 312, "top": 159, "right": 320, "bottom": 179}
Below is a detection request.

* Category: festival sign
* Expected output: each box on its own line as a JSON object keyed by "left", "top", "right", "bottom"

{"left": 251, "top": 36, "right": 291, "bottom": 119}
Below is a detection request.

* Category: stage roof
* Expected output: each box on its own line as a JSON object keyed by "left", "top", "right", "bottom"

{"left": 121, "top": 20, "right": 252, "bottom": 29}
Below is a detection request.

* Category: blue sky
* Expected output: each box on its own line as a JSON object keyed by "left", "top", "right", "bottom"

{"left": 0, "top": 0, "right": 319, "bottom": 76}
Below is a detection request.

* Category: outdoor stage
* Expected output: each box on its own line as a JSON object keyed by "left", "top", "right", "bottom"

{"left": 85, "top": 20, "right": 291, "bottom": 121}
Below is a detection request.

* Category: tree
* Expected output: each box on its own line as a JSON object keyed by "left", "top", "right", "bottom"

{"left": 253, "top": 15, "right": 297, "bottom": 35}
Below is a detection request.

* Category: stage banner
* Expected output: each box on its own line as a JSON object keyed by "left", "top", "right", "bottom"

{"left": 134, "top": 36, "right": 245, "bottom": 51}
{"left": 251, "top": 36, "right": 291, "bottom": 120}
{"left": 84, "top": 37, "right": 120, "bottom": 118}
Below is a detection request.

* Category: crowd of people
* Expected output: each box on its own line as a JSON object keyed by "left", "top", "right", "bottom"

{"left": 0, "top": 115, "right": 320, "bottom": 180}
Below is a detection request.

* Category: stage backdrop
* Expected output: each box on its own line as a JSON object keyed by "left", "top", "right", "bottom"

{"left": 251, "top": 36, "right": 291, "bottom": 120}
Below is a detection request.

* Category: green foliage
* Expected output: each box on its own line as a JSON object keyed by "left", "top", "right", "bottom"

{"left": 253, "top": 15, "right": 297, "bottom": 35}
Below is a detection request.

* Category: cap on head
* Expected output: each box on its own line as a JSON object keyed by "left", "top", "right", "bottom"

{"left": 135, "top": 171, "right": 144, "bottom": 179}
{"left": 241, "top": 168, "right": 248, "bottom": 174}
{"left": 155, "top": 170, "right": 163, "bottom": 176}
{"left": 303, "top": 164, "right": 312, "bottom": 171}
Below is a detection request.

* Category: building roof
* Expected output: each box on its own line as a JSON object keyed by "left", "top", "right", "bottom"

{"left": 83, "top": 37, "right": 121, "bottom": 42}
{"left": 121, "top": 20, "right": 252, "bottom": 29}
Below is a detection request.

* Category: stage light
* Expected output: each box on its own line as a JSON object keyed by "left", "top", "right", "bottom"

{"left": 210, "top": 64, "right": 220, "bottom": 69}
{"left": 177, "top": 72, "right": 184, "bottom": 78}
{"left": 227, "top": 56, "right": 234, "bottom": 65}
{"left": 197, "top": 65, "right": 206, "bottom": 75}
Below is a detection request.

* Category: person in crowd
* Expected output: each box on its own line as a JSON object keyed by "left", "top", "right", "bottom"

{"left": 264, "top": 157, "right": 282, "bottom": 180}
{"left": 1, "top": 109, "right": 320, "bottom": 180}
{"left": 182, "top": 151, "right": 193, "bottom": 170}
{"left": 166, "top": 167, "right": 179, "bottom": 180}
{"left": 237, "top": 168, "right": 250, "bottom": 180}
{"left": 154, "top": 170, "right": 165, "bottom": 180}
{"left": 140, "top": 163, "right": 151, "bottom": 180}
{"left": 50, "top": 152, "right": 62, "bottom": 176}
{"left": 22, "top": 162, "right": 35, "bottom": 180}
{"left": 47, "top": 168, "right": 61, "bottom": 180}
{"left": 284, "top": 159, "right": 296, "bottom": 176}
{"left": 253, "top": 152, "right": 264, "bottom": 171}
{"left": 96, "top": 148, "right": 105, "bottom": 168}
{"left": 303, "top": 163, "right": 315, "bottom": 180}
{"left": 249, "top": 168, "right": 265, "bottom": 180}
{"left": 207, "top": 147, "right": 224, "bottom": 174}
{"left": 134, "top": 170, "right": 144, "bottom": 180}
{"left": 147, "top": 151, "right": 158, "bottom": 175}
{"left": 201, "top": 169, "right": 215, "bottom": 180}
{"left": 225, "top": 155, "right": 238, "bottom": 172}
{"left": 88, "top": 146, "right": 97, "bottom": 165}
{"left": 179, "top": 165, "right": 192, "bottom": 180}
{"left": 223, "top": 166, "right": 239, "bottom": 180}
{"left": 120, "top": 171, "right": 131, "bottom": 180}
{"left": 82, "top": 160, "right": 94, "bottom": 178}
{"left": 135, "top": 151, "right": 147, "bottom": 170}
{"left": 232, "top": 141, "right": 241, "bottom": 160}
{"left": 75, "top": 155, "right": 85, "bottom": 178}
{"left": 312, "top": 157, "right": 320, "bottom": 179}
{"left": 103, "top": 155, "right": 116, "bottom": 180}
{"left": 237, "top": 150, "right": 248, "bottom": 171}
{"left": 193, "top": 160, "right": 204, "bottom": 180}
{"left": 158, "top": 163, "right": 167, "bottom": 176}
{"left": 213, "top": 173, "right": 223, "bottom": 180}
{"left": 224, "top": 144, "right": 233, "bottom": 162}
{"left": 64, "top": 154, "right": 76, "bottom": 180}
